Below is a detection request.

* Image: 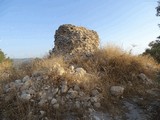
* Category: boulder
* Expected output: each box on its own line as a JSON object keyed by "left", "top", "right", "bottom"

{"left": 22, "top": 75, "right": 30, "bottom": 82}
{"left": 138, "top": 73, "right": 153, "bottom": 84}
{"left": 51, "top": 98, "right": 57, "bottom": 104}
{"left": 94, "top": 102, "right": 101, "bottom": 108}
{"left": 68, "top": 88, "right": 78, "bottom": 98}
{"left": 53, "top": 103, "right": 59, "bottom": 109}
{"left": 110, "top": 86, "right": 124, "bottom": 96}
{"left": 91, "top": 89, "right": 99, "bottom": 96}
{"left": 38, "top": 99, "right": 47, "bottom": 106}
{"left": 20, "top": 93, "right": 31, "bottom": 100}
{"left": 61, "top": 81, "right": 68, "bottom": 93}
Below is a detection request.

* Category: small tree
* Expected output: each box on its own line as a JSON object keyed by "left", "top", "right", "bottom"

{"left": 0, "top": 49, "right": 6, "bottom": 63}
{"left": 143, "top": 1, "right": 160, "bottom": 63}
{"left": 143, "top": 40, "right": 160, "bottom": 63}
{"left": 156, "top": 0, "right": 160, "bottom": 39}
{"left": 156, "top": 0, "right": 160, "bottom": 16}
{"left": 0, "top": 49, "right": 12, "bottom": 64}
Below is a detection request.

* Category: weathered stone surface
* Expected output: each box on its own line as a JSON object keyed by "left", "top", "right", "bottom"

{"left": 69, "top": 65, "right": 75, "bottom": 72}
{"left": 91, "top": 89, "right": 99, "bottom": 96}
{"left": 52, "top": 88, "right": 59, "bottom": 95}
{"left": 110, "top": 86, "right": 124, "bottom": 96}
{"left": 61, "top": 81, "right": 68, "bottom": 93}
{"left": 75, "top": 101, "right": 81, "bottom": 108}
{"left": 51, "top": 98, "right": 57, "bottom": 104}
{"left": 20, "top": 93, "right": 31, "bottom": 100}
{"left": 40, "top": 110, "right": 46, "bottom": 116}
{"left": 94, "top": 102, "right": 101, "bottom": 108}
{"left": 90, "top": 97, "right": 98, "bottom": 103}
{"left": 138, "top": 73, "right": 153, "bottom": 84}
{"left": 22, "top": 75, "right": 30, "bottom": 82}
{"left": 15, "top": 79, "right": 22, "bottom": 84}
{"left": 38, "top": 99, "right": 47, "bottom": 106}
{"left": 52, "top": 24, "right": 99, "bottom": 56}
{"left": 61, "top": 85, "right": 68, "bottom": 93}
{"left": 75, "top": 67, "right": 86, "bottom": 77}
{"left": 53, "top": 103, "right": 59, "bottom": 109}
{"left": 68, "top": 88, "right": 78, "bottom": 98}
{"left": 56, "top": 67, "right": 65, "bottom": 75}
{"left": 47, "top": 92, "right": 53, "bottom": 100}
{"left": 74, "top": 84, "right": 80, "bottom": 91}
{"left": 9, "top": 82, "right": 16, "bottom": 90}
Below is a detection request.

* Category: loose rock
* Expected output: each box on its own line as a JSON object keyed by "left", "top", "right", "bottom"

{"left": 138, "top": 73, "right": 153, "bottom": 84}
{"left": 20, "top": 93, "right": 31, "bottom": 100}
{"left": 51, "top": 98, "right": 57, "bottom": 104}
{"left": 94, "top": 102, "right": 101, "bottom": 108}
{"left": 110, "top": 86, "right": 124, "bottom": 96}
{"left": 53, "top": 103, "right": 59, "bottom": 109}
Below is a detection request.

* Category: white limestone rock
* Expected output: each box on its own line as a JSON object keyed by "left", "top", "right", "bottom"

{"left": 75, "top": 101, "right": 81, "bottom": 108}
{"left": 68, "top": 89, "right": 78, "bottom": 99}
{"left": 20, "top": 93, "right": 31, "bottom": 100}
{"left": 52, "top": 88, "right": 59, "bottom": 95}
{"left": 57, "top": 67, "right": 65, "bottom": 76}
{"left": 138, "top": 73, "right": 153, "bottom": 84}
{"left": 40, "top": 110, "right": 46, "bottom": 116}
{"left": 53, "top": 103, "right": 59, "bottom": 109}
{"left": 91, "top": 89, "right": 99, "bottom": 96}
{"left": 94, "top": 102, "right": 101, "bottom": 108}
{"left": 38, "top": 99, "right": 47, "bottom": 106}
{"left": 69, "top": 65, "right": 75, "bottom": 72}
{"left": 22, "top": 75, "right": 30, "bottom": 83}
{"left": 51, "top": 98, "right": 57, "bottom": 105}
{"left": 74, "top": 84, "right": 80, "bottom": 91}
{"left": 75, "top": 67, "right": 86, "bottom": 77}
{"left": 61, "top": 81, "right": 68, "bottom": 93}
{"left": 15, "top": 79, "right": 22, "bottom": 84}
{"left": 90, "top": 97, "right": 98, "bottom": 103}
{"left": 110, "top": 86, "right": 124, "bottom": 96}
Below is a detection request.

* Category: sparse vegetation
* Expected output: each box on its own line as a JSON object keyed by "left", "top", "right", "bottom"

{"left": 142, "top": 1, "right": 160, "bottom": 64}
{"left": 143, "top": 40, "right": 160, "bottom": 63}
{"left": 0, "top": 49, "right": 12, "bottom": 83}
{"left": 0, "top": 45, "right": 160, "bottom": 119}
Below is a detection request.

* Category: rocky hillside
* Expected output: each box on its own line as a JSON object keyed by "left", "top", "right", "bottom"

{"left": 0, "top": 24, "right": 160, "bottom": 120}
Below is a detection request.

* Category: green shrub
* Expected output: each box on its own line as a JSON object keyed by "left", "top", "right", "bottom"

{"left": 0, "top": 49, "right": 6, "bottom": 63}
{"left": 143, "top": 40, "right": 160, "bottom": 63}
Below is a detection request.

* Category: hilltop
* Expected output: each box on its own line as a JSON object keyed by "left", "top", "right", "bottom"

{"left": 0, "top": 24, "right": 160, "bottom": 120}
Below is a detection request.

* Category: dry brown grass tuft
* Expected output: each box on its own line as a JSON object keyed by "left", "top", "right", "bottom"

{"left": 0, "top": 61, "right": 13, "bottom": 92}
{"left": 32, "top": 55, "right": 67, "bottom": 71}
{"left": 69, "top": 45, "right": 160, "bottom": 83}
{"left": 0, "top": 61, "right": 12, "bottom": 72}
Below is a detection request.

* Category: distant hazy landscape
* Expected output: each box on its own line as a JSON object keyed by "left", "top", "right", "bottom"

{"left": 12, "top": 58, "right": 34, "bottom": 67}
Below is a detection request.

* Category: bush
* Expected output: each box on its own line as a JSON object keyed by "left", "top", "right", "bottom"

{"left": 143, "top": 40, "right": 160, "bottom": 63}
{"left": 0, "top": 49, "right": 12, "bottom": 84}
{"left": 0, "top": 49, "right": 6, "bottom": 63}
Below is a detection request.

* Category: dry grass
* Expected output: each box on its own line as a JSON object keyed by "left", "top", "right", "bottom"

{"left": 68, "top": 45, "right": 160, "bottom": 112}
{"left": 0, "top": 45, "right": 160, "bottom": 119}
{"left": 69, "top": 45, "right": 159, "bottom": 82}
{"left": 0, "top": 61, "right": 13, "bottom": 93}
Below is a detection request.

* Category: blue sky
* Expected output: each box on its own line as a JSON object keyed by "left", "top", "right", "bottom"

{"left": 0, "top": 0, "right": 159, "bottom": 58}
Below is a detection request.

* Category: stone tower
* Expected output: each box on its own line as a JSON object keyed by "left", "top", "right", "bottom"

{"left": 52, "top": 24, "right": 99, "bottom": 56}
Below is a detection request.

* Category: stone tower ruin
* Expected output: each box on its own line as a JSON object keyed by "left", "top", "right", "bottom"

{"left": 52, "top": 24, "right": 99, "bottom": 56}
